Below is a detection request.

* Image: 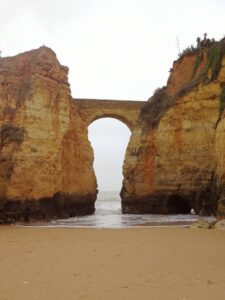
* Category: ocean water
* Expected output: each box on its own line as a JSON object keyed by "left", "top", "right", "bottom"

{"left": 46, "top": 191, "right": 215, "bottom": 228}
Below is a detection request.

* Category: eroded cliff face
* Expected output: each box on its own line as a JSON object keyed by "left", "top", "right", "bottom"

{"left": 0, "top": 47, "right": 97, "bottom": 223}
{"left": 121, "top": 39, "right": 225, "bottom": 215}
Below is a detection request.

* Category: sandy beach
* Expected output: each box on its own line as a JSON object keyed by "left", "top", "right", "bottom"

{"left": 0, "top": 226, "right": 225, "bottom": 300}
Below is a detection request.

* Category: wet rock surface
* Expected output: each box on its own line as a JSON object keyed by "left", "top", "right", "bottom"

{"left": 0, "top": 193, "right": 96, "bottom": 224}
{"left": 190, "top": 219, "right": 215, "bottom": 229}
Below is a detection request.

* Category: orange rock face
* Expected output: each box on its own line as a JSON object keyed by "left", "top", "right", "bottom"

{"left": 121, "top": 40, "right": 225, "bottom": 216}
{"left": 0, "top": 47, "right": 97, "bottom": 222}
{"left": 1, "top": 41, "right": 225, "bottom": 222}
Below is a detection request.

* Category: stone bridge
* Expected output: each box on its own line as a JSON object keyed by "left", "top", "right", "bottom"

{"left": 74, "top": 99, "right": 146, "bottom": 131}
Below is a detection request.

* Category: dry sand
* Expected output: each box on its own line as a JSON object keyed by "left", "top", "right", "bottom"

{"left": 0, "top": 226, "right": 225, "bottom": 300}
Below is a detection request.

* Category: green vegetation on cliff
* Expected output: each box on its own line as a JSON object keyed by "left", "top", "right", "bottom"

{"left": 191, "top": 53, "right": 203, "bottom": 79}
{"left": 142, "top": 36, "right": 225, "bottom": 129}
{"left": 219, "top": 86, "right": 225, "bottom": 117}
{"left": 141, "top": 87, "right": 174, "bottom": 129}
{"left": 199, "top": 41, "right": 225, "bottom": 82}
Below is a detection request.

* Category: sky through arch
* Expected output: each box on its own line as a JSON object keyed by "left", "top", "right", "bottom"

{"left": 88, "top": 118, "right": 131, "bottom": 191}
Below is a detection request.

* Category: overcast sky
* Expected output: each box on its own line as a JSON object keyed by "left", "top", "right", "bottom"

{"left": 1, "top": 0, "right": 224, "bottom": 191}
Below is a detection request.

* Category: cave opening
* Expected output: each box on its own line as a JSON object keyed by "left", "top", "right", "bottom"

{"left": 167, "top": 195, "right": 192, "bottom": 214}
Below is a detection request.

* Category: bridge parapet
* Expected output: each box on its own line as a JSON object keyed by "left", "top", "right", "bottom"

{"left": 74, "top": 98, "right": 146, "bottom": 131}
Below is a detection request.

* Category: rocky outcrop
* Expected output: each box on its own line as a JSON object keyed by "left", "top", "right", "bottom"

{"left": 2, "top": 39, "right": 225, "bottom": 223}
{"left": 214, "top": 219, "right": 225, "bottom": 229}
{"left": 190, "top": 219, "right": 215, "bottom": 229}
{"left": 0, "top": 47, "right": 97, "bottom": 223}
{"left": 121, "top": 38, "right": 225, "bottom": 216}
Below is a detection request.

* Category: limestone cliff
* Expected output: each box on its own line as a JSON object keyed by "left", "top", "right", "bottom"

{"left": 2, "top": 39, "right": 225, "bottom": 223}
{"left": 121, "top": 38, "right": 225, "bottom": 215}
{"left": 0, "top": 47, "right": 97, "bottom": 223}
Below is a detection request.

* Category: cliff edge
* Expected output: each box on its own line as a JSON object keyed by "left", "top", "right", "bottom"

{"left": 121, "top": 37, "right": 225, "bottom": 216}
{"left": 0, "top": 47, "right": 97, "bottom": 223}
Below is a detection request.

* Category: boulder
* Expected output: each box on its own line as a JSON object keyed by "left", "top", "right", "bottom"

{"left": 190, "top": 219, "right": 213, "bottom": 229}
{"left": 214, "top": 219, "right": 225, "bottom": 229}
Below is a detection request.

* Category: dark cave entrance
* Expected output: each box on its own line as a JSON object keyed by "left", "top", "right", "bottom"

{"left": 167, "top": 195, "right": 192, "bottom": 214}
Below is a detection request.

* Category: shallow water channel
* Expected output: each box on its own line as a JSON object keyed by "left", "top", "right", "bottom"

{"left": 42, "top": 191, "right": 215, "bottom": 228}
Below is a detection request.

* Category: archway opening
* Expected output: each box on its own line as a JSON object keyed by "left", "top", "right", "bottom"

{"left": 167, "top": 195, "right": 192, "bottom": 214}
{"left": 88, "top": 117, "right": 131, "bottom": 209}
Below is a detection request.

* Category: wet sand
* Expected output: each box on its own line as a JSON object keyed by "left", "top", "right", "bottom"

{"left": 0, "top": 226, "right": 225, "bottom": 300}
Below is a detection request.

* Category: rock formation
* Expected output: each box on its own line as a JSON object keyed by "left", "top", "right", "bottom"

{"left": 1, "top": 37, "right": 225, "bottom": 223}
{"left": 0, "top": 47, "right": 97, "bottom": 223}
{"left": 121, "top": 38, "right": 225, "bottom": 216}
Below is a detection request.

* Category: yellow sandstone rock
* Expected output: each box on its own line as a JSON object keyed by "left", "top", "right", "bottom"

{"left": 121, "top": 39, "right": 225, "bottom": 216}
{"left": 1, "top": 38, "right": 225, "bottom": 223}
{"left": 0, "top": 47, "right": 97, "bottom": 222}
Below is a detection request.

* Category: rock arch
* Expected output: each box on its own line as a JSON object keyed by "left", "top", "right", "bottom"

{"left": 88, "top": 114, "right": 133, "bottom": 130}
{"left": 0, "top": 46, "right": 153, "bottom": 222}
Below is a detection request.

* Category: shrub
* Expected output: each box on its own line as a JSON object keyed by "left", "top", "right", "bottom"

{"left": 141, "top": 87, "right": 174, "bottom": 129}
{"left": 219, "top": 86, "right": 225, "bottom": 117}
{"left": 191, "top": 53, "right": 203, "bottom": 79}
